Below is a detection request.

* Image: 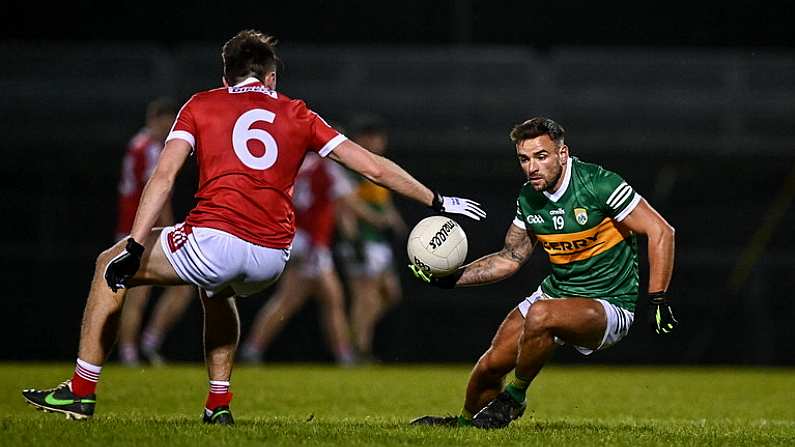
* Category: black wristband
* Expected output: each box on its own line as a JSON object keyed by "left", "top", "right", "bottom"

{"left": 430, "top": 191, "right": 444, "bottom": 212}
{"left": 125, "top": 238, "right": 145, "bottom": 258}
{"left": 648, "top": 291, "right": 669, "bottom": 304}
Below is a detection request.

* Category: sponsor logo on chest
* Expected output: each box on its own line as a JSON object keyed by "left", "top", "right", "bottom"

{"left": 541, "top": 235, "right": 598, "bottom": 252}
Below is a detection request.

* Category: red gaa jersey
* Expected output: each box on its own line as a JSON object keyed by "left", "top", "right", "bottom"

{"left": 116, "top": 128, "right": 162, "bottom": 236}
{"left": 293, "top": 153, "right": 353, "bottom": 247}
{"left": 166, "top": 78, "right": 346, "bottom": 248}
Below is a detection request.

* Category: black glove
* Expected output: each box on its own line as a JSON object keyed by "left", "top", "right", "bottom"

{"left": 408, "top": 264, "right": 462, "bottom": 289}
{"left": 104, "top": 238, "right": 145, "bottom": 292}
{"left": 647, "top": 291, "right": 678, "bottom": 335}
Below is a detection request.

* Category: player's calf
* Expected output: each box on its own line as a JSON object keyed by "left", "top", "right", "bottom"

{"left": 465, "top": 350, "right": 514, "bottom": 413}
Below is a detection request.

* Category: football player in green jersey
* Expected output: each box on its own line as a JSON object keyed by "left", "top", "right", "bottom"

{"left": 409, "top": 117, "right": 677, "bottom": 429}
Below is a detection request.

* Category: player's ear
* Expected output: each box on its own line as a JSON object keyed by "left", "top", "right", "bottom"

{"left": 264, "top": 71, "right": 277, "bottom": 89}
{"left": 559, "top": 144, "right": 569, "bottom": 158}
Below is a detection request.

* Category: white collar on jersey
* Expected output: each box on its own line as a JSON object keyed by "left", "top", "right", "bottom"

{"left": 543, "top": 156, "right": 573, "bottom": 202}
{"left": 233, "top": 77, "right": 262, "bottom": 87}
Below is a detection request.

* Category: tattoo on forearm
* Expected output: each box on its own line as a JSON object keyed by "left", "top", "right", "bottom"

{"left": 462, "top": 256, "right": 501, "bottom": 285}
{"left": 459, "top": 225, "right": 534, "bottom": 286}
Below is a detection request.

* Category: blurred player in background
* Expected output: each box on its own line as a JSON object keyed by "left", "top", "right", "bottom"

{"left": 115, "top": 98, "right": 194, "bottom": 367}
{"left": 240, "top": 145, "right": 388, "bottom": 366}
{"left": 22, "top": 30, "right": 485, "bottom": 425}
{"left": 337, "top": 115, "right": 407, "bottom": 362}
{"left": 410, "top": 117, "right": 677, "bottom": 429}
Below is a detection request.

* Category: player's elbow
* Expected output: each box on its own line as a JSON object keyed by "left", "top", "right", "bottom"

{"left": 661, "top": 221, "right": 675, "bottom": 239}
{"left": 499, "top": 259, "right": 523, "bottom": 279}
{"left": 509, "top": 263, "right": 524, "bottom": 279}
{"left": 361, "top": 156, "right": 386, "bottom": 184}
{"left": 652, "top": 220, "right": 675, "bottom": 243}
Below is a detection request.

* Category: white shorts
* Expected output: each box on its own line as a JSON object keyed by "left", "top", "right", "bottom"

{"left": 517, "top": 287, "right": 634, "bottom": 356}
{"left": 341, "top": 240, "right": 395, "bottom": 276}
{"left": 160, "top": 223, "right": 290, "bottom": 298}
{"left": 290, "top": 230, "right": 334, "bottom": 278}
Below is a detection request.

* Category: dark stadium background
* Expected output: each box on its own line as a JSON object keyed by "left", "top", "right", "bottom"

{"left": 1, "top": 1, "right": 793, "bottom": 365}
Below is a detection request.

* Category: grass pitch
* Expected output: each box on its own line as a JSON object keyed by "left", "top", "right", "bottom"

{"left": 2, "top": 363, "right": 794, "bottom": 446}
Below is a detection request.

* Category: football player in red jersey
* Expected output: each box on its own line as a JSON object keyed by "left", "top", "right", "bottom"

{"left": 22, "top": 29, "right": 486, "bottom": 424}
{"left": 115, "top": 98, "right": 194, "bottom": 367}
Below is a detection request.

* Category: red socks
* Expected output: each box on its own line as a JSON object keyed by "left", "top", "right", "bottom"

{"left": 71, "top": 358, "right": 102, "bottom": 397}
{"left": 71, "top": 359, "right": 233, "bottom": 413}
{"left": 205, "top": 380, "right": 233, "bottom": 411}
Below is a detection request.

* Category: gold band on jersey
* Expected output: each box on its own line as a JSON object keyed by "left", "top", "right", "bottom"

{"left": 536, "top": 217, "right": 630, "bottom": 265}
{"left": 357, "top": 181, "right": 391, "bottom": 205}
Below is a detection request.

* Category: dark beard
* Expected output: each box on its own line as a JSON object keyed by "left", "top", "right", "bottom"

{"left": 542, "top": 166, "right": 564, "bottom": 193}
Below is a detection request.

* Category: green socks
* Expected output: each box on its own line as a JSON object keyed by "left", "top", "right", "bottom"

{"left": 458, "top": 408, "right": 473, "bottom": 427}
{"left": 504, "top": 375, "right": 531, "bottom": 403}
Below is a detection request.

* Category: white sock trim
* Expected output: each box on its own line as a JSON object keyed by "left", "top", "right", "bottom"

{"left": 76, "top": 358, "right": 102, "bottom": 382}
{"left": 209, "top": 380, "right": 230, "bottom": 394}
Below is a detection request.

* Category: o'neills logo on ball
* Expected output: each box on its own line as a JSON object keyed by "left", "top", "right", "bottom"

{"left": 413, "top": 256, "right": 431, "bottom": 272}
{"left": 428, "top": 220, "right": 457, "bottom": 250}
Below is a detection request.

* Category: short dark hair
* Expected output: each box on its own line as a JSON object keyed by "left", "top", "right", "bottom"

{"left": 146, "top": 97, "right": 177, "bottom": 120}
{"left": 348, "top": 113, "right": 388, "bottom": 137}
{"left": 221, "top": 30, "right": 279, "bottom": 84}
{"left": 510, "top": 117, "right": 565, "bottom": 146}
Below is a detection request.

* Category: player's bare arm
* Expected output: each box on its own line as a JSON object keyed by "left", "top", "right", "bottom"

{"left": 335, "top": 205, "right": 360, "bottom": 240}
{"left": 457, "top": 223, "right": 536, "bottom": 286}
{"left": 156, "top": 197, "right": 176, "bottom": 228}
{"left": 329, "top": 140, "right": 435, "bottom": 206}
{"left": 619, "top": 198, "right": 678, "bottom": 335}
{"left": 384, "top": 199, "right": 408, "bottom": 234}
{"left": 329, "top": 140, "right": 486, "bottom": 221}
{"left": 337, "top": 192, "right": 390, "bottom": 229}
{"left": 129, "top": 140, "right": 192, "bottom": 242}
{"left": 618, "top": 198, "right": 675, "bottom": 293}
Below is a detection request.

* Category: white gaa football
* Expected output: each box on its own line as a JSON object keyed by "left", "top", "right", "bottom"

{"left": 407, "top": 216, "right": 468, "bottom": 277}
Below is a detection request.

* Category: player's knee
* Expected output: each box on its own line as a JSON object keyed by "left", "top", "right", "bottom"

{"left": 524, "top": 300, "right": 554, "bottom": 333}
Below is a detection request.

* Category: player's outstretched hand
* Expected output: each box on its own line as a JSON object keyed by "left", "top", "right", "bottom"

{"left": 647, "top": 291, "right": 678, "bottom": 335}
{"left": 104, "top": 238, "right": 145, "bottom": 292}
{"left": 408, "top": 265, "right": 461, "bottom": 289}
{"left": 431, "top": 191, "right": 486, "bottom": 221}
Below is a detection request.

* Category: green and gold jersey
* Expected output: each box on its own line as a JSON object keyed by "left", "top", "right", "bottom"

{"left": 513, "top": 157, "right": 640, "bottom": 311}
{"left": 347, "top": 172, "right": 391, "bottom": 242}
